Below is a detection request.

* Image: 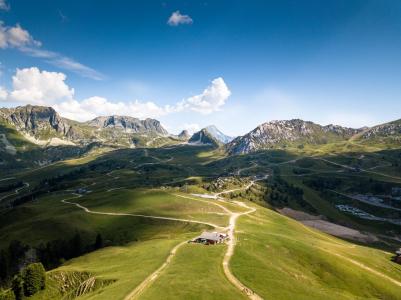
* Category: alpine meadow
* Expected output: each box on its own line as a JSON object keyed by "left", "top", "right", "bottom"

{"left": 1, "top": 1, "right": 401, "bottom": 300}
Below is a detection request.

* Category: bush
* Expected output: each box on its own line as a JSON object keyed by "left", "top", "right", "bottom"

{"left": 22, "top": 263, "right": 46, "bottom": 297}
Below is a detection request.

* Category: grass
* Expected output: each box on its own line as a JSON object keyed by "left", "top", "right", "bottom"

{"left": 139, "top": 243, "right": 247, "bottom": 300}
{"left": 31, "top": 237, "right": 190, "bottom": 300}
{"left": 231, "top": 202, "right": 401, "bottom": 300}
{"left": 2, "top": 143, "right": 401, "bottom": 299}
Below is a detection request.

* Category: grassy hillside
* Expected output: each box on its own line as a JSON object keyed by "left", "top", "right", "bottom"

{"left": 1, "top": 142, "right": 401, "bottom": 299}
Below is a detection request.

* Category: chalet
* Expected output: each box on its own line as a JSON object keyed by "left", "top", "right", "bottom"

{"left": 192, "top": 232, "right": 228, "bottom": 245}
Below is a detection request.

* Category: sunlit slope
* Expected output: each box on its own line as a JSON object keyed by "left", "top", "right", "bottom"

{"left": 139, "top": 244, "right": 247, "bottom": 300}
{"left": 231, "top": 203, "right": 401, "bottom": 299}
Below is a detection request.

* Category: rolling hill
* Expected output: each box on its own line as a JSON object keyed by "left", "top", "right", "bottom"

{"left": 1, "top": 105, "right": 401, "bottom": 300}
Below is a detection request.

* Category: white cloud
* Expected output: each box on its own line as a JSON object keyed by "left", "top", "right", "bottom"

{"left": 0, "top": 86, "right": 7, "bottom": 100}
{"left": 182, "top": 123, "right": 200, "bottom": 134}
{"left": 0, "top": 0, "right": 9, "bottom": 11}
{"left": 1, "top": 67, "right": 230, "bottom": 122}
{"left": 178, "top": 77, "right": 231, "bottom": 114}
{"left": 167, "top": 11, "right": 193, "bottom": 26}
{"left": 7, "top": 67, "right": 74, "bottom": 104}
{"left": 0, "top": 21, "right": 103, "bottom": 80}
{"left": 0, "top": 22, "right": 40, "bottom": 49}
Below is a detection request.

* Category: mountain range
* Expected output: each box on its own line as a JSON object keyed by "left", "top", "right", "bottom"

{"left": 1, "top": 105, "right": 400, "bottom": 163}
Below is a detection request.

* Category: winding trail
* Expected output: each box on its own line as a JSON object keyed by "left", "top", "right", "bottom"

{"left": 222, "top": 201, "right": 263, "bottom": 300}
{"left": 123, "top": 240, "right": 189, "bottom": 300}
{"left": 61, "top": 195, "right": 221, "bottom": 229}
{"left": 60, "top": 167, "right": 266, "bottom": 299}
{"left": 0, "top": 182, "right": 29, "bottom": 202}
{"left": 315, "top": 157, "right": 401, "bottom": 181}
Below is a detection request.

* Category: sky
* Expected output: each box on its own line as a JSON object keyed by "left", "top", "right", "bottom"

{"left": 1, "top": 0, "right": 401, "bottom": 136}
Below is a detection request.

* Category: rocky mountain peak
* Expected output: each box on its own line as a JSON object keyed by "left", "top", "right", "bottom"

{"left": 86, "top": 115, "right": 168, "bottom": 135}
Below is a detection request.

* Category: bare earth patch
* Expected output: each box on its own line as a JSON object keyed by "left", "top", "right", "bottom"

{"left": 279, "top": 207, "right": 378, "bottom": 243}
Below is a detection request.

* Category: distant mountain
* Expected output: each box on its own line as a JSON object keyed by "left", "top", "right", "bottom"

{"left": 0, "top": 105, "right": 76, "bottom": 140}
{"left": 188, "top": 128, "right": 221, "bottom": 147}
{"left": 356, "top": 119, "right": 401, "bottom": 144}
{"left": 188, "top": 125, "right": 233, "bottom": 147}
{"left": 226, "top": 119, "right": 362, "bottom": 155}
{"left": 177, "top": 130, "right": 190, "bottom": 140}
{"left": 0, "top": 105, "right": 169, "bottom": 146}
{"left": 86, "top": 115, "right": 167, "bottom": 135}
{"left": 204, "top": 125, "right": 234, "bottom": 144}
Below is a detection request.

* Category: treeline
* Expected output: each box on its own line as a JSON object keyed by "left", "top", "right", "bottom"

{"left": 0, "top": 233, "right": 103, "bottom": 287}
{"left": 303, "top": 177, "right": 342, "bottom": 191}
{"left": 264, "top": 176, "right": 316, "bottom": 213}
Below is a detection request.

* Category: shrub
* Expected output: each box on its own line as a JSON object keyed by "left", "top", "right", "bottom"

{"left": 22, "top": 263, "right": 46, "bottom": 296}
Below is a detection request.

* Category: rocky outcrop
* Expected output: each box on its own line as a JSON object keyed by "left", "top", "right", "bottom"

{"left": 226, "top": 119, "right": 361, "bottom": 155}
{"left": 204, "top": 125, "right": 233, "bottom": 144}
{"left": 86, "top": 115, "right": 168, "bottom": 135}
{"left": 177, "top": 130, "right": 190, "bottom": 140}
{"left": 0, "top": 105, "right": 169, "bottom": 147}
{"left": 359, "top": 119, "right": 401, "bottom": 140}
{"left": 188, "top": 128, "right": 221, "bottom": 147}
{"left": 0, "top": 105, "right": 72, "bottom": 136}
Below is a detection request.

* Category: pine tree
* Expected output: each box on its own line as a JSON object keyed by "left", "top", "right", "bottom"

{"left": 70, "top": 233, "right": 83, "bottom": 257}
{"left": 94, "top": 233, "right": 103, "bottom": 250}
{"left": 0, "top": 250, "right": 8, "bottom": 281}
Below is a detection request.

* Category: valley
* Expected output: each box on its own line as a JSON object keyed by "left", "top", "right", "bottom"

{"left": 1, "top": 106, "right": 401, "bottom": 299}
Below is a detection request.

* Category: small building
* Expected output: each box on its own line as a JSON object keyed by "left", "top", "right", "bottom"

{"left": 192, "top": 232, "right": 228, "bottom": 245}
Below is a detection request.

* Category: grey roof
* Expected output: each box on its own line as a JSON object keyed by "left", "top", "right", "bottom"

{"left": 198, "top": 232, "right": 224, "bottom": 241}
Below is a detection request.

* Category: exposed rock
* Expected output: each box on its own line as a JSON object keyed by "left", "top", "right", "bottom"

{"left": 189, "top": 128, "right": 221, "bottom": 147}
{"left": 204, "top": 125, "right": 234, "bottom": 144}
{"left": 226, "top": 119, "right": 361, "bottom": 154}
{"left": 86, "top": 115, "right": 168, "bottom": 135}
{"left": 0, "top": 105, "right": 71, "bottom": 136}
{"left": 177, "top": 130, "right": 190, "bottom": 140}
{"left": 359, "top": 119, "right": 401, "bottom": 141}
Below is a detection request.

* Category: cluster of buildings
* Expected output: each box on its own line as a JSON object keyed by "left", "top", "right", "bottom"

{"left": 335, "top": 204, "right": 374, "bottom": 219}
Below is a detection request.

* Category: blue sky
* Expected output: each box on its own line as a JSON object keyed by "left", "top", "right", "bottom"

{"left": 1, "top": 0, "right": 401, "bottom": 135}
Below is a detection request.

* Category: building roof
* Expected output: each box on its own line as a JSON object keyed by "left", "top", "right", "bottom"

{"left": 198, "top": 232, "right": 224, "bottom": 241}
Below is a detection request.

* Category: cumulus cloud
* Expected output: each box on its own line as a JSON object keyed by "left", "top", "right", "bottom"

{"left": 0, "top": 21, "right": 103, "bottom": 80}
{"left": 167, "top": 11, "right": 193, "bottom": 26}
{"left": 7, "top": 67, "right": 74, "bottom": 104}
{"left": 177, "top": 77, "right": 231, "bottom": 114}
{"left": 0, "top": 0, "right": 9, "bottom": 11}
{"left": 1, "top": 67, "right": 231, "bottom": 121}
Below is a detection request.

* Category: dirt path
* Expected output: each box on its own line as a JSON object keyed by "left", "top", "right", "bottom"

{"left": 123, "top": 240, "right": 189, "bottom": 300}
{"left": 61, "top": 195, "right": 221, "bottom": 228}
{"left": 222, "top": 201, "right": 263, "bottom": 300}
{"left": 317, "top": 246, "right": 401, "bottom": 287}
{"left": 188, "top": 176, "right": 267, "bottom": 299}
{"left": 315, "top": 157, "right": 401, "bottom": 181}
{"left": 61, "top": 171, "right": 266, "bottom": 299}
